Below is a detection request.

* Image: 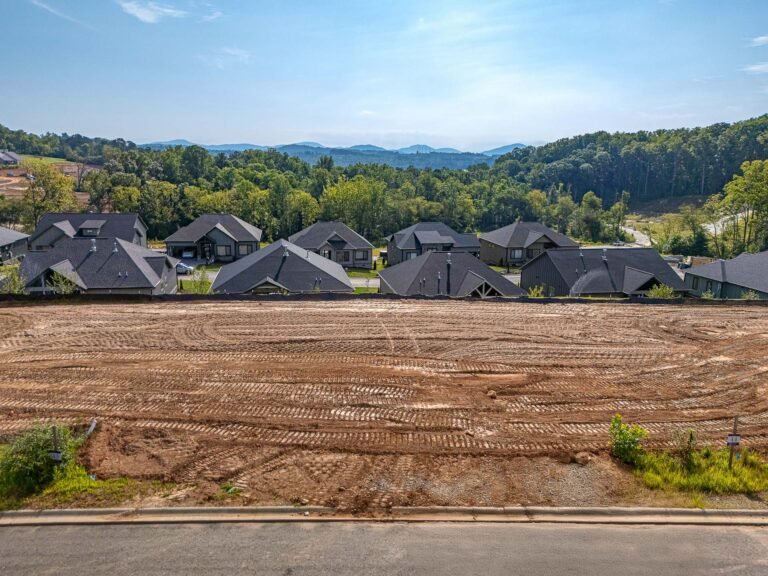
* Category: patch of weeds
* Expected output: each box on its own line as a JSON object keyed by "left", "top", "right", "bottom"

{"left": 636, "top": 449, "right": 768, "bottom": 494}
{"left": 220, "top": 482, "right": 241, "bottom": 497}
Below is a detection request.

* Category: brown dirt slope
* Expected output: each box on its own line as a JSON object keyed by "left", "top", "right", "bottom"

{"left": 0, "top": 301, "right": 766, "bottom": 509}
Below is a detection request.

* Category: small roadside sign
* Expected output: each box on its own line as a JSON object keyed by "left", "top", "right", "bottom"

{"left": 727, "top": 434, "right": 741, "bottom": 446}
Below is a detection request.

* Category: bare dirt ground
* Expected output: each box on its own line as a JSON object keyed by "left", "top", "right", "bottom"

{"left": 0, "top": 166, "right": 89, "bottom": 204}
{"left": 0, "top": 300, "right": 766, "bottom": 510}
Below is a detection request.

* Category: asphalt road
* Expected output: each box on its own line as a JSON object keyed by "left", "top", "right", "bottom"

{"left": 1, "top": 522, "right": 766, "bottom": 575}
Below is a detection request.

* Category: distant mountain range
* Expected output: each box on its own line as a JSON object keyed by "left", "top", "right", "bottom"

{"left": 139, "top": 140, "right": 527, "bottom": 169}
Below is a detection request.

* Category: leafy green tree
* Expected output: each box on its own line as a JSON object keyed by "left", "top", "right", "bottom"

{"left": 20, "top": 159, "right": 78, "bottom": 230}
{"left": 609, "top": 414, "right": 648, "bottom": 465}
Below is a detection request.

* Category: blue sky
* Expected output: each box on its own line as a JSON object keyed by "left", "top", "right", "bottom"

{"left": 2, "top": 0, "right": 767, "bottom": 151}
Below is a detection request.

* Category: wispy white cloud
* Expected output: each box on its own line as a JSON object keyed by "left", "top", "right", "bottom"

{"left": 29, "top": 0, "right": 92, "bottom": 29}
{"left": 751, "top": 35, "right": 768, "bottom": 47}
{"left": 200, "top": 47, "right": 250, "bottom": 69}
{"left": 117, "top": 1, "right": 187, "bottom": 24}
{"left": 743, "top": 62, "right": 768, "bottom": 74}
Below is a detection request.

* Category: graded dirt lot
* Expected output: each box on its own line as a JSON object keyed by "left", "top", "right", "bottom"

{"left": 0, "top": 300, "right": 766, "bottom": 509}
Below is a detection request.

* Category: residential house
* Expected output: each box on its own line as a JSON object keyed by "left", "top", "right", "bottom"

{"left": 28, "top": 213, "right": 148, "bottom": 251}
{"left": 379, "top": 251, "right": 525, "bottom": 298}
{"left": 0, "top": 226, "right": 28, "bottom": 262}
{"left": 165, "top": 213, "right": 262, "bottom": 263}
{"left": 480, "top": 221, "right": 578, "bottom": 267}
{"left": 0, "top": 151, "right": 21, "bottom": 165}
{"left": 212, "top": 239, "right": 353, "bottom": 294}
{"left": 385, "top": 222, "right": 480, "bottom": 265}
{"left": 684, "top": 251, "right": 768, "bottom": 299}
{"left": 288, "top": 221, "right": 374, "bottom": 269}
{"left": 21, "top": 237, "right": 178, "bottom": 295}
{"left": 521, "top": 247, "right": 686, "bottom": 297}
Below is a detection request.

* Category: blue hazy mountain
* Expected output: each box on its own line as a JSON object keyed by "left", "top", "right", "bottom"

{"left": 139, "top": 139, "right": 529, "bottom": 169}
{"left": 482, "top": 143, "right": 527, "bottom": 156}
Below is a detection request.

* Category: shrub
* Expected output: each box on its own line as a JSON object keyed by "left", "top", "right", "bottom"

{"left": 740, "top": 290, "right": 760, "bottom": 301}
{"left": 0, "top": 425, "right": 77, "bottom": 497}
{"left": 527, "top": 284, "right": 545, "bottom": 298}
{"left": 609, "top": 414, "right": 648, "bottom": 464}
{"left": 645, "top": 284, "right": 677, "bottom": 299}
{"left": 0, "top": 264, "right": 26, "bottom": 294}
{"left": 700, "top": 289, "right": 715, "bottom": 300}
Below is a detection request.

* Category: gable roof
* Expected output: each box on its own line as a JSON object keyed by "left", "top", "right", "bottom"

{"left": 212, "top": 239, "right": 353, "bottom": 294}
{"left": 0, "top": 151, "right": 21, "bottom": 163}
{"left": 685, "top": 251, "right": 768, "bottom": 294}
{"left": 0, "top": 226, "right": 28, "bottom": 246}
{"left": 526, "top": 247, "right": 686, "bottom": 296}
{"left": 29, "top": 213, "right": 145, "bottom": 245}
{"left": 386, "top": 222, "right": 480, "bottom": 251}
{"left": 288, "top": 221, "right": 373, "bottom": 251}
{"left": 379, "top": 251, "right": 525, "bottom": 297}
{"left": 480, "top": 221, "right": 578, "bottom": 249}
{"left": 165, "top": 213, "right": 263, "bottom": 243}
{"left": 21, "top": 237, "right": 175, "bottom": 291}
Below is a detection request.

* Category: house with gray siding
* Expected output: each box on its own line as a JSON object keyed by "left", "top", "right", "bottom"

{"left": 480, "top": 222, "right": 577, "bottom": 267}
{"left": 212, "top": 239, "right": 353, "bottom": 294}
{"left": 385, "top": 222, "right": 480, "bottom": 266}
{"left": 28, "top": 213, "right": 148, "bottom": 251}
{"left": 0, "top": 226, "right": 28, "bottom": 262}
{"left": 684, "top": 251, "right": 768, "bottom": 299}
{"left": 165, "top": 214, "right": 262, "bottom": 263}
{"left": 379, "top": 251, "right": 525, "bottom": 298}
{"left": 521, "top": 247, "right": 686, "bottom": 297}
{"left": 21, "top": 237, "right": 178, "bottom": 295}
{"left": 288, "top": 221, "right": 374, "bottom": 269}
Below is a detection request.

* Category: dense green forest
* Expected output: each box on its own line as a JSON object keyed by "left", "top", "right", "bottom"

{"left": 495, "top": 116, "right": 768, "bottom": 204}
{"left": 1, "top": 116, "right": 766, "bottom": 254}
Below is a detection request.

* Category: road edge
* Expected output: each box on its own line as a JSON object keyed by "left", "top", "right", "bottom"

{"left": 2, "top": 506, "right": 767, "bottom": 526}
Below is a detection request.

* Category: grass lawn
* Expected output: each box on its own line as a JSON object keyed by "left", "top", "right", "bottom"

{"left": 354, "top": 287, "right": 379, "bottom": 294}
{"left": 179, "top": 278, "right": 212, "bottom": 293}
{"left": 346, "top": 267, "right": 379, "bottom": 279}
{"left": 19, "top": 154, "right": 74, "bottom": 165}
{"left": 489, "top": 265, "right": 521, "bottom": 274}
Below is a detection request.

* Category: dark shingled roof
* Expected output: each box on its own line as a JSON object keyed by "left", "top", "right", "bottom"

{"left": 386, "top": 222, "right": 480, "bottom": 251}
{"left": 684, "top": 251, "right": 768, "bottom": 294}
{"left": 0, "top": 151, "right": 21, "bottom": 163}
{"left": 0, "top": 226, "right": 28, "bottom": 246}
{"left": 21, "top": 237, "right": 176, "bottom": 291}
{"left": 379, "top": 251, "right": 525, "bottom": 297}
{"left": 480, "top": 221, "right": 577, "bottom": 249}
{"left": 165, "top": 214, "right": 263, "bottom": 243}
{"left": 29, "top": 213, "right": 145, "bottom": 244}
{"left": 212, "top": 239, "right": 353, "bottom": 294}
{"left": 288, "top": 221, "right": 373, "bottom": 251}
{"left": 526, "top": 247, "right": 685, "bottom": 296}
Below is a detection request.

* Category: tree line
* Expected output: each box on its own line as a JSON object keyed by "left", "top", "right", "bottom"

{"left": 0, "top": 116, "right": 766, "bottom": 254}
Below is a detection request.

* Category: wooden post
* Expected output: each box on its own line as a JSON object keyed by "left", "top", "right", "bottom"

{"left": 728, "top": 416, "right": 739, "bottom": 470}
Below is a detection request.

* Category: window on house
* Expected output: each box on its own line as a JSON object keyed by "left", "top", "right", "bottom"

{"left": 82, "top": 228, "right": 98, "bottom": 237}
{"left": 407, "top": 252, "right": 417, "bottom": 260}
{"left": 238, "top": 244, "right": 252, "bottom": 256}
{"left": 355, "top": 250, "right": 368, "bottom": 260}
{"left": 706, "top": 280, "right": 712, "bottom": 291}
{"left": 512, "top": 249, "right": 523, "bottom": 259}
{"left": 216, "top": 245, "right": 232, "bottom": 257}
{"left": 338, "top": 251, "right": 350, "bottom": 262}
{"left": 322, "top": 250, "right": 332, "bottom": 259}
{"left": 692, "top": 277, "right": 699, "bottom": 290}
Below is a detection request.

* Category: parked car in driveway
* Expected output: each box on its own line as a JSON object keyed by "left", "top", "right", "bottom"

{"left": 176, "top": 262, "right": 195, "bottom": 275}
